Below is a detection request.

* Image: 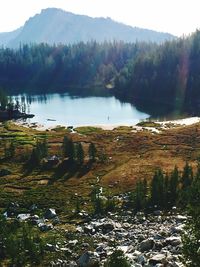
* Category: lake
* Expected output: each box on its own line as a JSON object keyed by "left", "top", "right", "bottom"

{"left": 15, "top": 93, "right": 150, "bottom": 128}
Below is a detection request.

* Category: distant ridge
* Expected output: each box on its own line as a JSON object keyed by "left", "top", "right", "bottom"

{"left": 0, "top": 8, "right": 175, "bottom": 47}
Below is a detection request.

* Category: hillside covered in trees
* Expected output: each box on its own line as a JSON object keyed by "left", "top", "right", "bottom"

{"left": 1, "top": 31, "right": 200, "bottom": 115}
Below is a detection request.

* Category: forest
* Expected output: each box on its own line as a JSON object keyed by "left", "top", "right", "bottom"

{"left": 1, "top": 31, "right": 200, "bottom": 115}
{"left": 0, "top": 41, "right": 153, "bottom": 93}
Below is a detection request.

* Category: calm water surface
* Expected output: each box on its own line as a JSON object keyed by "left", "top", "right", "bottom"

{"left": 16, "top": 93, "right": 150, "bottom": 127}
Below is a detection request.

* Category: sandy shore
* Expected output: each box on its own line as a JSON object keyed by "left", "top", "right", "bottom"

{"left": 13, "top": 116, "right": 200, "bottom": 132}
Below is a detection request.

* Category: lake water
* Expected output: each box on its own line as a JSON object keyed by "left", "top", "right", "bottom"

{"left": 15, "top": 93, "right": 150, "bottom": 128}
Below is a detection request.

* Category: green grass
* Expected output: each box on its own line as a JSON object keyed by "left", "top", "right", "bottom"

{"left": 74, "top": 126, "right": 103, "bottom": 135}
{"left": 136, "top": 121, "right": 161, "bottom": 127}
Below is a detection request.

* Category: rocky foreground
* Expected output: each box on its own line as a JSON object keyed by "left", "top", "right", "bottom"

{"left": 49, "top": 210, "right": 186, "bottom": 267}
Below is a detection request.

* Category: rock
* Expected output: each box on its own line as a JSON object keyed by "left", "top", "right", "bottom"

{"left": 140, "top": 238, "right": 155, "bottom": 252}
{"left": 166, "top": 237, "right": 181, "bottom": 247}
{"left": 67, "top": 262, "right": 78, "bottom": 267}
{"left": 84, "top": 225, "right": 95, "bottom": 234}
{"left": 77, "top": 251, "right": 100, "bottom": 267}
{"left": 44, "top": 208, "right": 57, "bottom": 219}
{"left": 171, "top": 225, "right": 184, "bottom": 234}
{"left": 52, "top": 216, "right": 60, "bottom": 225}
{"left": 172, "top": 262, "right": 185, "bottom": 267}
{"left": 133, "top": 250, "right": 141, "bottom": 257}
{"left": 38, "top": 223, "right": 53, "bottom": 231}
{"left": 6, "top": 202, "right": 19, "bottom": 216}
{"left": 30, "top": 216, "right": 41, "bottom": 225}
{"left": 135, "top": 212, "right": 146, "bottom": 221}
{"left": 76, "top": 226, "right": 84, "bottom": 233}
{"left": 82, "top": 243, "right": 90, "bottom": 249}
{"left": 17, "top": 213, "right": 31, "bottom": 221}
{"left": 60, "top": 247, "right": 72, "bottom": 255}
{"left": 46, "top": 243, "right": 57, "bottom": 252}
{"left": 68, "top": 240, "right": 79, "bottom": 247}
{"left": 101, "top": 222, "right": 115, "bottom": 234}
{"left": 29, "top": 204, "right": 38, "bottom": 212}
{"left": 137, "top": 254, "right": 147, "bottom": 264}
{"left": 175, "top": 215, "right": 187, "bottom": 222}
{"left": 153, "top": 210, "right": 162, "bottom": 216}
{"left": 149, "top": 254, "right": 166, "bottom": 265}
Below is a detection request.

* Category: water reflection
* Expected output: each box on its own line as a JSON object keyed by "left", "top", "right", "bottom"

{"left": 13, "top": 93, "right": 150, "bottom": 127}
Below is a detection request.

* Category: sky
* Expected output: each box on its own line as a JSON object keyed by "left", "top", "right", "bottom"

{"left": 0, "top": 0, "right": 200, "bottom": 36}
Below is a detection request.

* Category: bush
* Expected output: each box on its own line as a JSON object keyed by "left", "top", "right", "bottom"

{"left": 104, "top": 250, "right": 131, "bottom": 267}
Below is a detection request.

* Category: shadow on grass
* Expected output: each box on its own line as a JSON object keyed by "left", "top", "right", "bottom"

{"left": 49, "top": 160, "right": 94, "bottom": 184}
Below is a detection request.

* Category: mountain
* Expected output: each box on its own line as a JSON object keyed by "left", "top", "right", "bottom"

{"left": 0, "top": 8, "right": 175, "bottom": 48}
{"left": 0, "top": 28, "right": 22, "bottom": 47}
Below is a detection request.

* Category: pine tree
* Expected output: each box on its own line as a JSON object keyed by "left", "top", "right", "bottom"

{"left": 76, "top": 143, "right": 84, "bottom": 165}
{"left": 40, "top": 137, "right": 48, "bottom": 158}
{"left": 169, "top": 166, "right": 179, "bottom": 207}
{"left": 163, "top": 173, "right": 170, "bottom": 209}
{"left": 88, "top": 143, "right": 97, "bottom": 162}
{"left": 150, "top": 169, "right": 164, "bottom": 208}
{"left": 182, "top": 166, "right": 200, "bottom": 266}
{"left": 0, "top": 88, "right": 8, "bottom": 110}
{"left": 181, "top": 162, "right": 193, "bottom": 190}
{"left": 91, "top": 185, "right": 104, "bottom": 214}
{"left": 29, "top": 148, "right": 40, "bottom": 166}
{"left": 62, "top": 136, "right": 74, "bottom": 161}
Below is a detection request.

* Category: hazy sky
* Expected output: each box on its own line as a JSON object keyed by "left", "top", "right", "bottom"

{"left": 0, "top": 0, "right": 200, "bottom": 36}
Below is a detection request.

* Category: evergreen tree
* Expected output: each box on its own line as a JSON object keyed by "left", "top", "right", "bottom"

{"left": 91, "top": 184, "right": 104, "bottom": 214}
{"left": 88, "top": 143, "right": 97, "bottom": 162}
{"left": 169, "top": 166, "right": 179, "bottom": 207}
{"left": 76, "top": 143, "right": 84, "bottom": 165}
{"left": 182, "top": 167, "right": 200, "bottom": 266}
{"left": 40, "top": 137, "right": 48, "bottom": 158}
{"left": 29, "top": 148, "right": 40, "bottom": 166}
{"left": 0, "top": 88, "right": 8, "bottom": 110}
{"left": 181, "top": 162, "right": 193, "bottom": 190}
{"left": 163, "top": 173, "right": 170, "bottom": 209}
{"left": 150, "top": 169, "right": 164, "bottom": 208}
{"left": 62, "top": 136, "right": 74, "bottom": 161}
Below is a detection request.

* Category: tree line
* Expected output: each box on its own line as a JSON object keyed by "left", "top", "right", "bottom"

{"left": 114, "top": 30, "right": 200, "bottom": 115}
{"left": 1, "top": 32, "right": 200, "bottom": 115}
{"left": 0, "top": 41, "right": 153, "bottom": 94}
{"left": 27, "top": 135, "right": 97, "bottom": 168}
{"left": 128, "top": 162, "right": 195, "bottom": 213}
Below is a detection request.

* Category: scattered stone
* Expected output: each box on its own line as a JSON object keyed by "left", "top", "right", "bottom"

{"left": 153, "top": 210, "right": 162, "bottom": 216}
{"left": 137, "top": 254, "right": 147, "bottom": 265}
{"left": 38, "top": 222, "right": 53, "bottom": 231}
{"left": 29, "top": 204, "right": 38, "bottom": 212}
{"left": 166, "top": 237, "right": 181, "bottom": 247}
{"left": 171, "top": 225, "right": 185, "bottom": 234}
{"left": 68, "top": 240, "right": 79, "bottom": 247}
{"left": 17, "top": 213, "right": 31, "bottom": 221}
{"left": 6, "top": 202, "right": 19, "bottom": 216}
{"left": 77, "top": 251, "right": 100, "bottom": 267}
{"left": 175, "top": 215, "right": 187, "bottom": 222}
{"left": 52, "top": 216, "right": 60, "bottom": 225}
{"left": 149, "top": 253, "right": 166, "bottom": 265}
{"left": 46, "top": 243, "right": 57, "bottom": 252}
{"left": 140, "top": 238, "right": 155, "bottom": 252}
{"left": 67, "top": 261, "right": 78, "bottom": 267}
{"left": 44, "top": 208, "right": 57, "bottom": 219}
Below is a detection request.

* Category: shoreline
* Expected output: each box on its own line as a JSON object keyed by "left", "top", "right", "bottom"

{"left": 13, "top": 116, "right": 200, "bottom": 132}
